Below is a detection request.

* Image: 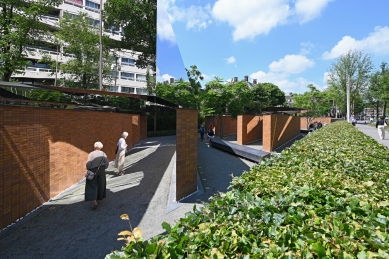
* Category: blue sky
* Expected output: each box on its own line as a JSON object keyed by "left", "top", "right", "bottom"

{"left": 156, "top": 0, "right": 389, "bottom": 94}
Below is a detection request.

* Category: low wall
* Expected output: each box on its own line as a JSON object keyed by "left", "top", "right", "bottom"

{"left": 176, "top": 108, "right": 198, "bottom": 201}
{"left": 300, "top": 117, "right": 332, "bottom": 130}
{"left": 0, "top": 105, "right": 141, "bottom": 230}
{"left": 263, "top": 114, "right": 300, "bottom": 152}
{"left": 205, "top": 116, "right": 237, "bottom": 137}
{"left": 237, "top": 115, "right": 263, "bottom": 145}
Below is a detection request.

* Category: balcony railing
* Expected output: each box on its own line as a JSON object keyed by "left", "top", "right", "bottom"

{"left": 25, "top": 67, "right": 53, "bottom": 73}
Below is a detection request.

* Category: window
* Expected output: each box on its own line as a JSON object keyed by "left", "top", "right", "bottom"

{"left": 121, "top": 87, "right": 135, "bottom": 93}
{"left": 121, "top": 58, "right": 135, "bottom": 66}
{"left": 121, "top": 72, "right": 134, "bottom": 80}
{"left": 87, "top": 18, "right": 99, "bottom": 27}
{"left": 85, "top": 0, "right": 100, "bottom": 9}
{"left": 136, "top": 74, "right": 146, "bottom": 82}
{"left": 63, "top": 12, "right": 79, "bottom": 20}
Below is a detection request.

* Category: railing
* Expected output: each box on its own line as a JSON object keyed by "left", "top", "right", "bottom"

{"left": 121, "top": 77, "right": 135, "bottom": 81}
{"left": 40, "top": 14, "right": 59, "bottom": 22}
{"left": 85, "top": 6, "right": 100, "bottom": 13}
{"left": 121, "top": 62, "right": 135, "bottom": 66}
{"left": 25, "top": 67, "right": 52, "bottom": 73}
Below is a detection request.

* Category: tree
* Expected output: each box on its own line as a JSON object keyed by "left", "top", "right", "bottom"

{"left": 0, "top": 0, "right": 63, "bottom": 81}
{"left": 54, "top": 12, "right": 114, "bottom": 89}
{"left": 203, "top": 77, "right": 250, "bottom": 138}
{"left": 292, "top": 84, "right": 331, "bottom": 129}
{"left": 146, "top": 67, "right": 158, "bottom": 132}
{"left": 186, "top": 65, "right": 204, "bottom": 110}
{"left": 261, "top": 83, "right": 286, "bottom": 107}
{"left": 156, "top": 78, "right": 197, "bottom": 109}
{"left": 103, "top": 0, "right": 156, "bottom": 70}
{"left": 326, "top": 50, "right": 373, "bottom": 117}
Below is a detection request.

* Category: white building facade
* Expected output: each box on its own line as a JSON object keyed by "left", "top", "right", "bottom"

{"left": 11, "top": 0, "right": 149, "bottom": 94}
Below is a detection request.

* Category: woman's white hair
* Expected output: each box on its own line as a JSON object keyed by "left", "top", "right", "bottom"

{"left": 94, "top": 141, "right": 104, "bottom": 149}
{"left": 121, "top": 131, "right": 129, "bottom": 138}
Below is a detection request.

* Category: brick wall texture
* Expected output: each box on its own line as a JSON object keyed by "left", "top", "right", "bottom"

{"left": 262, "top": 114, "right": 300, "bottom": 152}
{"left": 0, "top": 105, "right": 142, "bottom": 230}
{"left": 300, "top": 117, "right": 332, "bottom": 130}
{"left": 237, "top": 115, "right": 263, "bottom": 145}
{"left": 205, "top": 116, "right": 237, "bottom": 137}
{"left": 176, "top": 108, "right": 198, "bottom": 201}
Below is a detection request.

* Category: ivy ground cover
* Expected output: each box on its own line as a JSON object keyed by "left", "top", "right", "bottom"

{"left": 107, "top": 121, "right": 389, "bottom": 258}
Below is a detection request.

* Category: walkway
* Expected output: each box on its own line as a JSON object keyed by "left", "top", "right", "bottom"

{"left": 0, "top": 135, "right": 255, "bottom": 259}
{"left": 0, "top": 123, "right": 385, "bottom": 259}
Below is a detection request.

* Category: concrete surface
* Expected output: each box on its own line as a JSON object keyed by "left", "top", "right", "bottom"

{"left": 0, "top": 122, "right": 384, "bottom": 259}
{"left": 0, "top": 135, "right": 255, "bottom": 259}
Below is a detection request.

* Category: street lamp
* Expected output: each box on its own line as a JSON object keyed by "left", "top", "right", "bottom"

{"left": 98, "top": 0, "right": 103, "bottom": 91}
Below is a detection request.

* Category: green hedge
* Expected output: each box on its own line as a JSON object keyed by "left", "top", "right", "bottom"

{"left": 106, "top": 121, "right": 389, "bottom": 258}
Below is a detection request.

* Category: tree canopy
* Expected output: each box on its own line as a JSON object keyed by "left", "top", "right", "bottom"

{"left": 103, "top": 0, "right": 156, "bottom": 70}
{"left": 0, "top": 0, "right": 63, "bottom": 81}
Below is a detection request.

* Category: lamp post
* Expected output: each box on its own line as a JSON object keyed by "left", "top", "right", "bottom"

{"left": 346, "top": 76, "right": 351, "bottom": 122}
{"left": 98, "top": 0, "right": 103, "bottom": 91}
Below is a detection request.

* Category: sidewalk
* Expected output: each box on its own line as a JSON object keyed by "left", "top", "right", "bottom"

{"left": 0, "top": 135, "right": 255, "bottom": 259}
{"left": 355, "top": 122, "right": 389, "bottom": 147}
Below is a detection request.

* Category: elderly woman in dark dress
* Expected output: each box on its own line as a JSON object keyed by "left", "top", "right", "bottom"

{"left": 85, "top": 141, "right": 109, "bottom": 210}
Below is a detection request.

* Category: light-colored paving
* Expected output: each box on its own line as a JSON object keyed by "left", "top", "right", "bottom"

{"left": 1, "top": 123, "right": 381, "bottom": 259}
{"left": 0, "top": 134, "right": 255, "bottom": 259}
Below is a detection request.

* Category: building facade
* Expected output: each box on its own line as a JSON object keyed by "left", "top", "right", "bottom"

{"left": 10, "top": 0, "right": 149, "bottom": 94}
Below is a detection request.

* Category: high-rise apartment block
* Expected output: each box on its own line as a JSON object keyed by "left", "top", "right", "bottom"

{"left": 11, "top": 0, "right": 149, "bottom": 94}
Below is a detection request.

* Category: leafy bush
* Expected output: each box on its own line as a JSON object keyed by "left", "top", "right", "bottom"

{"left": 106, "top": 121, "right": 389, "bottom": 258}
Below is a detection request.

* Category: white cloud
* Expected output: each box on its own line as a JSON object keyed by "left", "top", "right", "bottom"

{"left": 210, "top": 0, "right": 332, "bottom": 41}
{"left": 322, "top": 26, "right": 389, "bottom": 59}
{"left": 224, "top": 56, "right": 236, "bottom": 64}
{"left": 323, "top": 72, "right": 331, "bottom": 84}
{"left": 212, "top": 0, "right": 291, "bottom": 41}
{"left": 167, "top": 3, "right": 212, "bottom": 31}
{"left": 157, "top": 0, "right": 176, "bottom": 44}
{"left": 300, "top": 41, "right": 315, "bottom": 55}
{"left": 156, "top": 67, "right": 175, "bottom": 82}
{"left": 250, "top": 70, "right": 316, "bottom": 93}
{"left": 294, "top": 0, "right": 333, "bottom": 24}
{"left": 269, "top": 54, "right": 314, "bottom": 74}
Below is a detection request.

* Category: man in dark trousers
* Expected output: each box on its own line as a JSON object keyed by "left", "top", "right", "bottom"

{"left": 376, "top": 116, "right": 386, "bottom": 139}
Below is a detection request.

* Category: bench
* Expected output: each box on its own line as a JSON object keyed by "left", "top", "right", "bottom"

{"left": 209, "top": 138, "right": 270, "bottom": 163}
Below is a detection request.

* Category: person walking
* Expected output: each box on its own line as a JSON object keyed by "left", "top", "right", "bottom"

{"left": 199, "top": 124, "right": 205, "bottom": 141}
{"left": 85, "top": 141, "right": 109, "bottom": 210}
{"left": 115, "top": 131, "right": 128, "bottom": 176}
{"left": 207, "top": 123, "right": 214, "bottom": 140}
{"left": 376, "top": 116, "right": 386, "bottom": 139}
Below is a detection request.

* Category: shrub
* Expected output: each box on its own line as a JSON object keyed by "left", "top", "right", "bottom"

{"left": 106, "top": 121, "right": 389, "bottom": 258}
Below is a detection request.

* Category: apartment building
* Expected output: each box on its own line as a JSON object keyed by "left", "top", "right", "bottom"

{"left": 11, "top": 0, "right": 149, "bottom": 94}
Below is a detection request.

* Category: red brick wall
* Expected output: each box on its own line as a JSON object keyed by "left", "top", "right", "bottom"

{"left": 176, "top": 109, "right": 198, "bottom": 201}
{"left": 237, "top": 115, "right": 263, "bottom": 145}
{"left": 0, "top": 105, "right": 140, "bottom": 230}
{"left": 300, "top": 117, "right": 332, "bottom": 130}
{"left": 263, "top": 114, "right": 300, "bottom": 152}
{"left": 205, "top": 116, "right": 237, "bottom": 137}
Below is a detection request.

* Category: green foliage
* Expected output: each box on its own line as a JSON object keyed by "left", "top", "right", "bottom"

{"left": 293, "top": 84, "right": 332, "bottom": 127}
{"left": 156, "top": 79, "right": 197, "bottom": 109}
{"left": 247, "top": 83, "right": 286, "bottom": 114}
{"left": 103, "top": 0, "right": 156, "bottom": 70}
{"left": 0, "top": 0, "right": 63, "bottom": 81}
{"left": 107, "top": 121, "right": 389, "bottom": 258}
{"left": 54, "top": 12, "right": 114, "bottom": 89}
{"left": 326, "top": 50, "right": 373, "bottom": 114}
{"left": 29, "top": 90, "right": 71, "bottom": 103}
